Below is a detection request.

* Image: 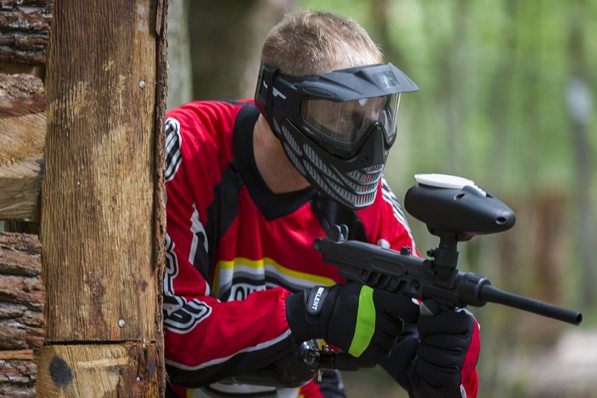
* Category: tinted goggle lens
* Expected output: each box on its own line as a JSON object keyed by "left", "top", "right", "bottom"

{"left": 301, "top": 94, "right": 400, "bottom": 152}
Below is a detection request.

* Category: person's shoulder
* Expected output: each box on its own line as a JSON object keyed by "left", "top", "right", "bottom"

{"left": 165, "top": 99, "right": 255, "bottom": 142}
{"left": 166, "top": 99, "right": 254, "bottom": 122}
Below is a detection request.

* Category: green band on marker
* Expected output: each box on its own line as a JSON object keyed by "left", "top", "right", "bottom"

{"left": 348, "top": 286, "right": 376, "bottom": 357}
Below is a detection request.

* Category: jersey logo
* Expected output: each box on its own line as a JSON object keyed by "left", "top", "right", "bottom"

{"left": 165, "top": 118, "right": 183, "bottom": 182}
{"left": 228, "top": 283, "right": 266, "bottom": 302}
{"left": 163, "top": 235, "right": 212, "bottom": 334}
{"left": 164, "top": 234, "right": 179, "bottom": 297}
{"left": 164, "top": 298, "right": 212, "bottom": 334}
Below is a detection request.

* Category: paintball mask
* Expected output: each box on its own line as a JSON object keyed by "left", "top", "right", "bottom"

{"left": 255, "top": 62, "right": 418, "bottom": 209}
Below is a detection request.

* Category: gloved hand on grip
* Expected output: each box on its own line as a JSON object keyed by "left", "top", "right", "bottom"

{"left": 285, "top": 283, "right": 419, "bottom": 365}
{"left": 410, "top": 299, "right": 480, "bottom": 398}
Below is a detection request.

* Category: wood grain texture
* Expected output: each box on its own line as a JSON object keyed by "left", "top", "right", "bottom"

{"left": 0, "top": 0, "right": 54, "bottom": 65}
{"left": 0, "top": 232, "right": 44, "bottom": 397}
{"left": 34, "top": 343, "right": 160, "bottom": 397}
{"left": 0, "top": 73, "right": 45, "bottom": 221}
{"left": 153, "top": 0, "right": 168, "bottom": 395}
{"left": 41, "top": 0, "right": 157, "bottom": 342}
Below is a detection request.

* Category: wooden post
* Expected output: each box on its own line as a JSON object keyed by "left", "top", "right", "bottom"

{"left": 35, "top": 0, "right": 167, "bottom": 396}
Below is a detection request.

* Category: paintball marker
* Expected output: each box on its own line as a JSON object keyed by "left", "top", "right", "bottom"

{"left": 223, "top": 174, "right": 582, "bottom": 388}
{"left": 314, "top": 174, "right": 582, "bottom": 325}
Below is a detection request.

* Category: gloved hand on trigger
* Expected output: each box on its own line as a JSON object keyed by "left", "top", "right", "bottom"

{"left": 285, "top": 283, "right": 420, "bottom": 365}
{"left": 410, "top": 299, "right": 480, "bottom": 397}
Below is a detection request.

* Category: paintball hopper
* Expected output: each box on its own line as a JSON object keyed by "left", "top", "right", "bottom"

{"left": 404, "top": 174, "right": 516, "bottom": 242}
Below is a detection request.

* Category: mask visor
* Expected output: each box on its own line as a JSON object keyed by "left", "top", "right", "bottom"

{"left": 301, "top": 93, "right": 400, "bottom": 156}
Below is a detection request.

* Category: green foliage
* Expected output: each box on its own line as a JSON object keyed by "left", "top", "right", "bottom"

{"left": 302, "top": 0, "right": 596, "bottom": 195}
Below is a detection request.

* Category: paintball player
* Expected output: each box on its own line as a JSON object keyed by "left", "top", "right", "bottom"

{"left": 164, "top": 9, "right": 480, "bottom": 398}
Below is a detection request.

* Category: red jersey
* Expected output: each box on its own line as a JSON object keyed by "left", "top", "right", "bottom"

{"left": 163, "top": 100, "right": 475, "bottom": 397}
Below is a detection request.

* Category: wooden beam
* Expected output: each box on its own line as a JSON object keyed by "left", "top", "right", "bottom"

{"left": 0, "top": 0, "right": 54, "bottom": 66}
{"left": 0, "top": 73, "right": 45, "bottom": 222}
{"left": 34, "top": 343, "right": 160, "bottom": 397}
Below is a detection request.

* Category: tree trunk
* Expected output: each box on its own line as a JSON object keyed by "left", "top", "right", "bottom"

{"left": 166, "top": 0, "right": 192, "bottom": 110}
{"left": 188, "top": 0, "right": 296, "bottom": 101}
{"left": 567, "top": 19, "right": 595, "bottom": 306}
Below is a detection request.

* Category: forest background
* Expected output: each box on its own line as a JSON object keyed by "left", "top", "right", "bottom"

{"left": 164, "top": 0, "right": 597, "bottom": 397}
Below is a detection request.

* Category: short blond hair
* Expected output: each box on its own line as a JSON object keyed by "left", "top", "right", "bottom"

{"left": 261, "top": 10, "right": 383, "bottom": 76}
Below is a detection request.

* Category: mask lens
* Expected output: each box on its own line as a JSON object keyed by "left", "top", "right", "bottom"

{"left": 301, "top": 93, "right": 401, "bottom": 152}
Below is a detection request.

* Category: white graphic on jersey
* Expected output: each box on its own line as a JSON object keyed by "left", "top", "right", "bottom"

{"left": 381, "top": 177, "right": 417, "bottom": 252}
{"left": 164, "top": 234, "right": 179, "bottom": 297}
{"left": 164, "top": 299, "right": 212, "bottom": 334}
{"left": 164, "top": 233, "right": 212, "bottom": 334}
{"left": 165, "top": 118, "right": 183, "bottom": 182}
{"left": 189, "top": 203, "right": 209, "bottom": 266}
{"left": 228, "top": 283, "right": 266, "bottom": 302}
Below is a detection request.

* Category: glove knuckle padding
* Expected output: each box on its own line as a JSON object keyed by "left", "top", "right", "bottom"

{"left": 416, "top": 358, "right": 461, "bottom": 387}
{"left": 417, "top": 343, "right": 461, "bottom": 368}
{"left": 418, "top": 310, "right": 473, "bottom": 336}
{"left": 420, "top": 335, "right": 466, "bottom": 351}
{"left": 416, "top": 308, "right": 480, "bottom": 388}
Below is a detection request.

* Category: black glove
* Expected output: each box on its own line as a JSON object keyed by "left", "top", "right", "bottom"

{"left": 414, "top": 300, "right": 480, "bottom": 388}
{"left": 285, "top": 283, "right": 419, "bottom": 365}
{"left": 382, "top": 301, "right": 480, "bottom": 398}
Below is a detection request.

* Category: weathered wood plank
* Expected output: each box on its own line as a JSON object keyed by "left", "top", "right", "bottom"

{"left": 0, "top": 0, "right": 54, "bottom": 65}
{"left": 42, "top": 0, "right": 157, "bottom": 342}
{"left": 0, "top": 73, "right": 45, "bottom": 221}
{"left": 35, "top": 343, "right": 160, "bottom": 398}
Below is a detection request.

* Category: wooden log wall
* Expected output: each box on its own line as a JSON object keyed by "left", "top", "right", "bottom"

{"left": 0, "top": 73, "right": 45, "bottom": 222}
{"left": 0, "top": 0, "right": 54, "bottom": 66}
{"left": 1, "top": 4, "right": 49, "bottom": 396}
{"left": 0, "top": 232, "right": 44, "bottom": 398}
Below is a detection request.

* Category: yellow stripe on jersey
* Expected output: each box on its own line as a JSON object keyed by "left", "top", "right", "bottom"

{"left": 213, "top": 257, "right": 335, "bottom": 297}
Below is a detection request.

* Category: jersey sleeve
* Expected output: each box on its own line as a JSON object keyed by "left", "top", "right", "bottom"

{"left": 163, "top": 109, "right": 297, "bottom": 387}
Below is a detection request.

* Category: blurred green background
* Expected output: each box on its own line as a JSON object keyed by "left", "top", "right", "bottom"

{"left": 166, "top": 0, "right": 597, "bottom": 396}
